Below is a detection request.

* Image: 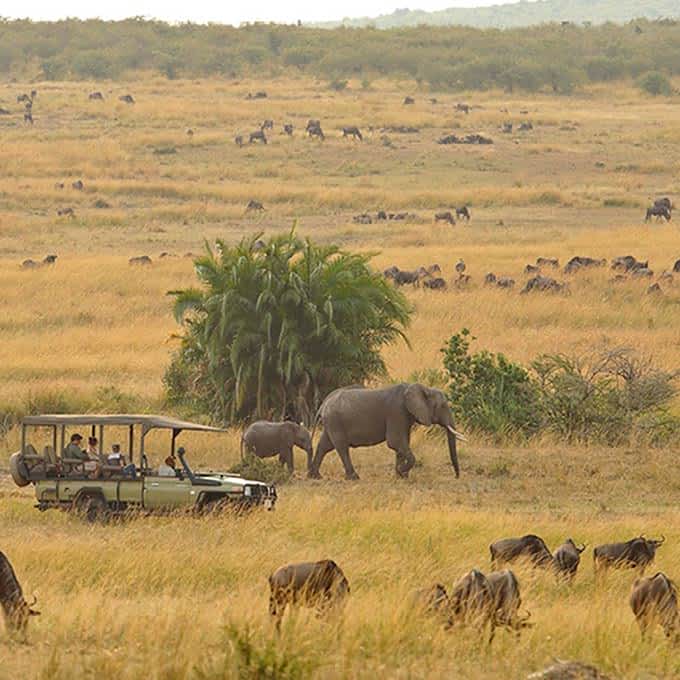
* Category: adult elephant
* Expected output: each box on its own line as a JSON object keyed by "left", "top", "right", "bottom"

{"left": 308, "top": 383, "right": 464, "bottom": 480}
{"left": 241, "top": 421, "right": 313, "bottom": 473}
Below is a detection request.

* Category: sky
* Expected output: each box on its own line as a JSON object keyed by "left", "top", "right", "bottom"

{"left": 1, "top": 0, "right": 527, "bottom": 25}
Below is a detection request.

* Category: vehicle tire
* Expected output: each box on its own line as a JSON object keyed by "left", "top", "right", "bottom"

{"left": 76, "top": 494, "right": 109, "bottom": 523}
{"left": 9, "top": 452, "right": 30, "bottom": 487}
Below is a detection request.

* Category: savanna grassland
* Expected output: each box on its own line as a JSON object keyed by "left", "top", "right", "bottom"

{"left": 2, "top": 75, "right": 680, "bottom": 679}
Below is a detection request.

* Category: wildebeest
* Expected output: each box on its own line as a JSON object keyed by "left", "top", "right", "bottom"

{"left": 632, "top": 267, "right": 654, "bottom": 278}
{"left": 72, "top": 179, "right": 84, "bottom": 191}
{"left": 564, "top": 256, "right": 607, "bottom": 274}
{"left": 525, "top": 264, "right": 540, "bottom": 274}
{"left": 0, "top": 551, "right": 39, "bottom": 634}
{"left": 455, "top": 259, "right": 466, "bottom": 275}
{"left": 490, "top": 535, "right": 553, "bottom": 569}
{"left": 246, "top": 91, "right": 267, "bottom": 100}
{"left": 449, "top": 569, "right": 495, "bottom": 642}
{"left": 118, "top": 94, "right": 135, "bottom": 104}
{"left": 24, "top": 110, "right": 33, "bottom": 125}
{"left": 260, "top": 119, "right": 274, "bottom": 131}
{"left": 611, "top": 255, "right": 648, "bottom": 273}
{"left": 552, "top": 539, "right": 586, "bottom": 582}
{"left": 630, "top": 572, "right": 679, "bottom": 641}
{"left": 234, "top": 135, "right": 244, "bottom": 147}
{"left": 306, "top": 120, "right": 325, "bottom": 140}
{"left": 403, "top": 96, "right": 415, "bottom": 105}
{"left": 89, "top": 91, "right": 104, "bottom": 100}
{"left": 17, "top": 93, "right": 31, "bottom": 103}
{"left": 521, "top": 275, "right": 568, "bottom": 294}
{"left": 456, "top": 206, "right": 471, "bottom": 221}
{"left": 496, "top": 276, "right": 515, "bottom": 289}
{"left": 484, "top": 272, "right": 497, "bottom": 285}
{"left": 518, "top": 121, "right": 533, "bottom": 131}
{"left": 593, "top": 535, "right": 665, "bottom": 575}
{"left": 646, "top": 205, "right": 671, "bottom": 222}
{"left": 283, "top": 123, "right": 293, "bottom": 136}
{"left": 654, "top": 197, "right": 673, "bottom": 213}
{"left": 56, "top": 207, "right": 75, "bottom": 217}
{"left": 527, "top": 661, "right": 613, "bottom": 680}
{"left": 456, "top": 103, "right": 470, "bottom": 114}
{"left": 423, "top": 277, "right": 447, "bottom": 290}
{"left": 410, "top": 583, "right": 451, "bottom": 625}
{"left": 434, "top": 211, "right": 455, "bottom": 225}
{"left": 129, "top": 255, "right": 152, "bottom": 266}
{"left": 536, "top": 257, "right": 559, "bottom": 268}
{"left": 249, "top": 130, "right": 267, "bottom": 144}
{"left": 21, "top": 255, "right": 57, "bottom": 270}
{"left": 246, "top": 200, "right": 265, "bottom": 211}
{"left": 342, "top": 126, "right": 363, "bottom": 141}
{"left": 502, "top": 122, "right": 513, "bottom": 134}
{"left": 353, "top": 213, "right": 372, "bottom": 224}
{"left": 486, "top": 570, "right": 532, "bottom": 637}
{"left": 268, "top": 560, "right": 349, "bottom": 631}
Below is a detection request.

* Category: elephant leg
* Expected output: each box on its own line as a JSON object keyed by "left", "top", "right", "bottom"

{"left": 309, "top": 431, "right": 334, "bottom": 479}
{"left": 392, "top": 446, "right": 416, "bottom": 478}
{"left": 335, "top": 440, "right": 360, "bottom": 480}
{"left": 280, "top": 447, "right": 294, "bottom": 473}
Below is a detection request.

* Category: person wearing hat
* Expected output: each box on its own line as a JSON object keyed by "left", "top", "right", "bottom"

{"left": 63, "top": 433, "right": 88, "bottom": 461}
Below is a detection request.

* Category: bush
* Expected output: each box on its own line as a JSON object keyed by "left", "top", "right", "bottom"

{"left": 637, "top": 71, "right": 673, "bottom": 96}
{"left": 329, "top": 78, "right": 348, "bottom": 91}
{"left": 228, "top": 452, "right": 292, "bottom": 485}
{"left": 442, "top": 329, "right": 543, "bottom": 441}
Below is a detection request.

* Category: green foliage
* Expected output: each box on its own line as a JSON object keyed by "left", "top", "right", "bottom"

{"left": 637, "top": 70, "right": 673, "bottom": 96}
{"left": 0, "top": 18, "right": 679, "bottom": 93}
{"left": 328, "top": 78, "right": 348, "bottom": 91}
{"left": 165, "top": 230, "right": 411, "bottom": 425}
{"left": 442, "top": 329, "right": 543, "bottom": 441}
{"left": 228, "top": 452, "right": 293, "bottom": 485}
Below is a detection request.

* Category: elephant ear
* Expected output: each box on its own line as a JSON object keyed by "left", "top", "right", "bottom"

{"left": 405, "top": 384, "right": 432, "bottom": 426}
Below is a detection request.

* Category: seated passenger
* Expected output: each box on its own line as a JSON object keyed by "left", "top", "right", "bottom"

{"left": 157, "top": 456, "right": 177, "bottom": 477}
{"left": 63, "top": 433, "right": 87, "bottom": 461}
{"left": 107, "top": 443, "right": 124, "bottom": 466}
{"left": 87, "top": 437, "right": 99, "bottom": 459}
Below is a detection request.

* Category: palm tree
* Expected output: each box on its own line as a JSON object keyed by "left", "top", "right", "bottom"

{"left": 166, "top": 230, "right": 411, "bottom": 425}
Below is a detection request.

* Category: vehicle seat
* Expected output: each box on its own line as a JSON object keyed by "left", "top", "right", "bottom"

{"left": 43, "top": 445, "right": 59, "bottom": 477}
{"left": 22, "top": 444, "right": 47, "bottom": 479}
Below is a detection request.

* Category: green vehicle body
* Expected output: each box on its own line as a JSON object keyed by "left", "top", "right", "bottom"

{"left": 10, "top": 414, "right": 276, "bottom": 519}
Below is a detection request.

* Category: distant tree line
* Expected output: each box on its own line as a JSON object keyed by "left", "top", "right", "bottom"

{"left": 0, "top": 18, "right": 679, "bottom": 93}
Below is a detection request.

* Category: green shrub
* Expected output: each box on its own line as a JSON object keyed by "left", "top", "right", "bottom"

{"left": 228, "top": 452, "right": 293, "bottom": 485}
{"left": 637, "top": 71, "right": 673, "bottom": 96}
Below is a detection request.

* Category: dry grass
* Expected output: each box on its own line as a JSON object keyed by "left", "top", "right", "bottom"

{"left": 1, "top": 76, "right": 680, "bottom": 679}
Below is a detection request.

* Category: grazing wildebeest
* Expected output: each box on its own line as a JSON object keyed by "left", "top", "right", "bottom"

{"left": 521, "top": 275, "right": 568, "bottom": 294}
{"left": 490, "top": 535, "right": 553, "bottom": 569}
{"left": 129, "top": 255, "right": 152, "bottom": 266}
{"left": 246, "top": 200, "right": 265, "bottom": 211}
{"left": 21, "top": 255, "right": 57, "bottom": 270}
{"left": 455, "top": 259, "right": 466, "bottom": 274}
{"left": 24, "top": 110, "right": 33, "bottom": 125}
{"left": 283, "top": 123, "right": 293, "bottom": 136}
{"left": 456, "top": 206, "right": 471, "bottom": 221}
{"left": 518, "top": 121, "right": 533, "bottom": 131}
{"left": 434, "top": 211, "right": 455, "bottom": 225}
{"left": 525, "top": 264, "right": 540, "bottom": 274}
{"left": 118, "top": 94, "right": 135, "bottom": 104}
{"left": 72, "top": 179, "right": 84, "bottom": 190}
{"left": 249, "top": 130, "right": 267, "bottom": 144}
{"left": 552, "top": 539, "right": 586, "bottom": 582}
{"left": 234, "top": 135, "right": 244, "bottom": 147}
{"left": 246, "top": 91, "right": 267, "bottom": 100}
{"left": 423, "top": 277, "right": 447, "bottom": 290}
{"left": 0, "top": 552, "right": 39, "bottom": 635}
{"left": 186, "top": 128, "right": 194, "bottom": 137}
{"left": 30, "top": 89, "right": 37, "bottom": 99}
{"left": 403, "top": 96, "right": 415, "bottom": 105}
{"left": 484, "top": 272, "right": 497, "bottom": 286}
{"left": 342, "top": 126, "right": 363, "bottom": 141}
{"left": 563, "top": 256, "right": 607, "bottom": 274}
{"left": 260, "top": 119, "right": 274, "bottom": 131}
{"left": 56, "top": 207, "right": 75, "bottom": 217}
{"left": 306, "top": 120, "right": 325, "bottom": 140}
{"left": 383, "top": 265, "right": 399, "bottom": 280}
{"left": 502, "top": 122, "right": 513, "bottom": 134}
{"left": 630, "top": 572, "right": 679, "bottom": 641}
{"left": 456, "top": 103, "right": 470, "bottom": 114}
{"left": 496, "top": 277, "right": 515, "bottom": 289}
{"left": 594, "top": 536, "right": 665, "bottom": 576}
{"left": 410, "top": 584, "right": 451, "bottom": 625}
{"left": 268, "top": 560, "right": 349, "bottom": 631}
{"left": 449, "top": 569, "right": 495, "bottom": 642}
{"left": 353, "top": 213, "right": 372, "bottom": 224}
{"left": 89, "top": 91, "right": 104, "bottom": 100}
{"left": 486, "top": 570, "right": 532, "bottom": 638}
{"left": 611, "top": 255, "right": 648, "bottom": 273}
{"left": 393, "top": 269, "right": 423, "bottom": 286}
{"left": 646, "top": 205, "right": 671, "bottom": 222}
{"left": 376, "top": 210, "right": 387, "bottom": 221}
{"left": 654, "top": 197, "right": 673, "bottom": 213}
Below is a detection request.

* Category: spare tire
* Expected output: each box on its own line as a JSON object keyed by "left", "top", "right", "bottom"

{"left": 9, "top": 452, "right": 31, "bottom": 487}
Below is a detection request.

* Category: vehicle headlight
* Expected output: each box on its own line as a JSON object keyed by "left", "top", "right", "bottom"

{"left": 244, "top": 486, "right": 252, "bottom": 497}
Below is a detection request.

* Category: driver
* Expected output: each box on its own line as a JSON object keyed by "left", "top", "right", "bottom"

{"left": 63, "top": 433, "right": 87, "bottom": 461}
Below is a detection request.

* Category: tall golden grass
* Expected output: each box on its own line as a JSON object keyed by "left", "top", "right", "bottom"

{"left": 1, "top": 76, "right": 680, "bottom": 678}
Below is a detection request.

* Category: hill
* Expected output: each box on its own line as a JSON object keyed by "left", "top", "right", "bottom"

{"left": 317, "top": 0, "right": 680, "bottom": 29}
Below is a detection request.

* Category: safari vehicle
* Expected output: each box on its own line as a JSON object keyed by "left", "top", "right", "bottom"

{"left": 9, "top": 414, "right": 276, "bottom": 520}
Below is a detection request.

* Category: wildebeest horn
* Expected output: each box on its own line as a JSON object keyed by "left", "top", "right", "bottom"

{"left": 29, "top": 594, "right": 38, "bottom": 607}
{"left": 577, "top": 543, "right": 587, "bottom": 553}
{"left": 656, "top": 535, "right": 666, "bottom": 545}
{"left": 446, "top": 425, "right": 467, "bottom": 441}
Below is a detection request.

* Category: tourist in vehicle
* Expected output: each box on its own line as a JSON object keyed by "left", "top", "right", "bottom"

{"left": 107, "top": 443, "right": 123, "bottom": 466}
{"left": 62, "top": 433, "right": 87, "bottom": 461}
{"left": 87, "top": 437, "right": 99, "bottom": 458}
{"left": 157, "top": 456, "right": 177, "bottom": 477}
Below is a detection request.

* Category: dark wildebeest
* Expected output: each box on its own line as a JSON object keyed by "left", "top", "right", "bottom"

{"left": 129, "top": 255, "right": 152, "bottom": 266}
{"left": 56, "top": 207, "right": 75, "bottom": 217}
{"left": 342, "top": 126, "right": 363, "bottom": 141}
{"left": 89, "top": 91, "right": 104, "bottom": 100}
{"left": 654, "top": 197, "right": 673, "bottom": 213}
{"left": 246, "top": 200, "right": 265, "bottom": 211}
{"left": 536, "top": 257, "right": 559, "bottom": 268}
{"left": 490, "top": 535, "right": 553, "bottom": 570}
{"left": 17, "top": 93, "right": 31, "bottom": 103}
{"left": 484, "top": 273, "right": 497, "bottom": 286}
{"left": 0, "top": 551, "right": 40, "bottom": 634}
{"left": 434, "top": 211, "right": 455, "bottom": 225}
{"left": 521, "top": 275, "right": 568, "bottom": 294}
{"left": 552, "top": 539, "right": 586, "bottom": 582}
{"left": 24, "top": 110, "right": 33, "bottom": 125}
{"left": 72, "top": 179, "right": 84, "bottom": 191}
{"left": 611, "top": 255, "right": 648, "bottom": 273}
{"left": 403, "top": 96, "right": 415, "bottom": 105}
{"left": 563, "top": 256, "right": 607, "bottom": 274}
{"left": 632, "top": 267, "right": 654, "bottom": 278}
{"left": 630, "top": 572, "right": 679, "bottom": 641}
{"left": 423, "top": 277, "right": 447, "bottom": 290}
{"left": 496, "top": 277, "right": 515, "bottom": 289}
{"left": 518, "top": 121, "right": 533, "bottom": 131}
{"left": 283, "top": 124, "right": 293, "bottom": 136}
{"left": 646, "top": 205, "right": 672, "bottom": 222}
{"left": 249, "top": 130, "right": 267, "bottom": 144}
{"left": 455, "top": 259, "right": 466, "bottom": 275}
{"left": 593, "top": 535, "right": 665, "bottom": 576}
{"left": 456, "top": 103, "right": 470, "bottom": 114}
{"left": 260, "top": 119, "right": 274, "bottom": 131}
{"left": 21, "top": 255, "right": 57, "bottom": 270}
{"left": 268, "top": 560, "right": 349, "bottom": 631}
{"left": 118, "top": 94, "right": 135, "bottom": 104}
{"left": 456, "top": 206, "right": 471, "bottom": 221}
{"left": 486, "top": 570, "right": 532, "bottom": 638}
{"left": 393, "top": 269, "right": 422, "bottom": 286}
{"left": 673, "top": 259, "right": 680, "bottom": 274}
{"left": 502, "top": 122, "right": 513, "bottom": 134}
{"left": 306, "top": 120, "right": 325, "bottom": 140}
{"left": 234, "top": 135, "right": 244, "bottom": 147}
{"left": 246, "top": 91, "right": 267, "bottom": 100}
{"left": 525, "top": 264, "right": 540, "bottom": 274}
{"left": 410, "top": 584, "right": 452, "bottom": 627}
{"left": 449, "top": 569, "right": 495, "bottom": 642}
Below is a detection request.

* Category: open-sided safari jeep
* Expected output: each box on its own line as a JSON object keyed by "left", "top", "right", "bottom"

{"left": 9, "top": 414, "right": 276, "bottom": 520}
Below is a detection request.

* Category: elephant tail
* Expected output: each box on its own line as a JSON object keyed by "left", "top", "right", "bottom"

{"left": 239, "top": 433, "right": 246, "bottom": 461}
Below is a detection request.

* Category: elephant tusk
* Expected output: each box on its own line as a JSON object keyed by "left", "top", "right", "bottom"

{"left": 447, "top": 426, "right": 467, "bottom": 442}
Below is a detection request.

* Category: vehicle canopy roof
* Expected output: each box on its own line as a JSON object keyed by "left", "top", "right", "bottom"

{"left": 22, "top": 414, "right": 226, "bottom": 435}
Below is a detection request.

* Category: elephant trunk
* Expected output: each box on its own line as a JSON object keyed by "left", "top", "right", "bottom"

{"left": 446, "top": 427, "right": 460, "bottom": 478}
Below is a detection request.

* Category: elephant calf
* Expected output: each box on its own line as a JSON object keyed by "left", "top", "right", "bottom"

{"left": 268, "top": 560, "right": 350, "bottom": 630}
{"left": 241, "top": 420, "right": 313, "bottom": 473}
